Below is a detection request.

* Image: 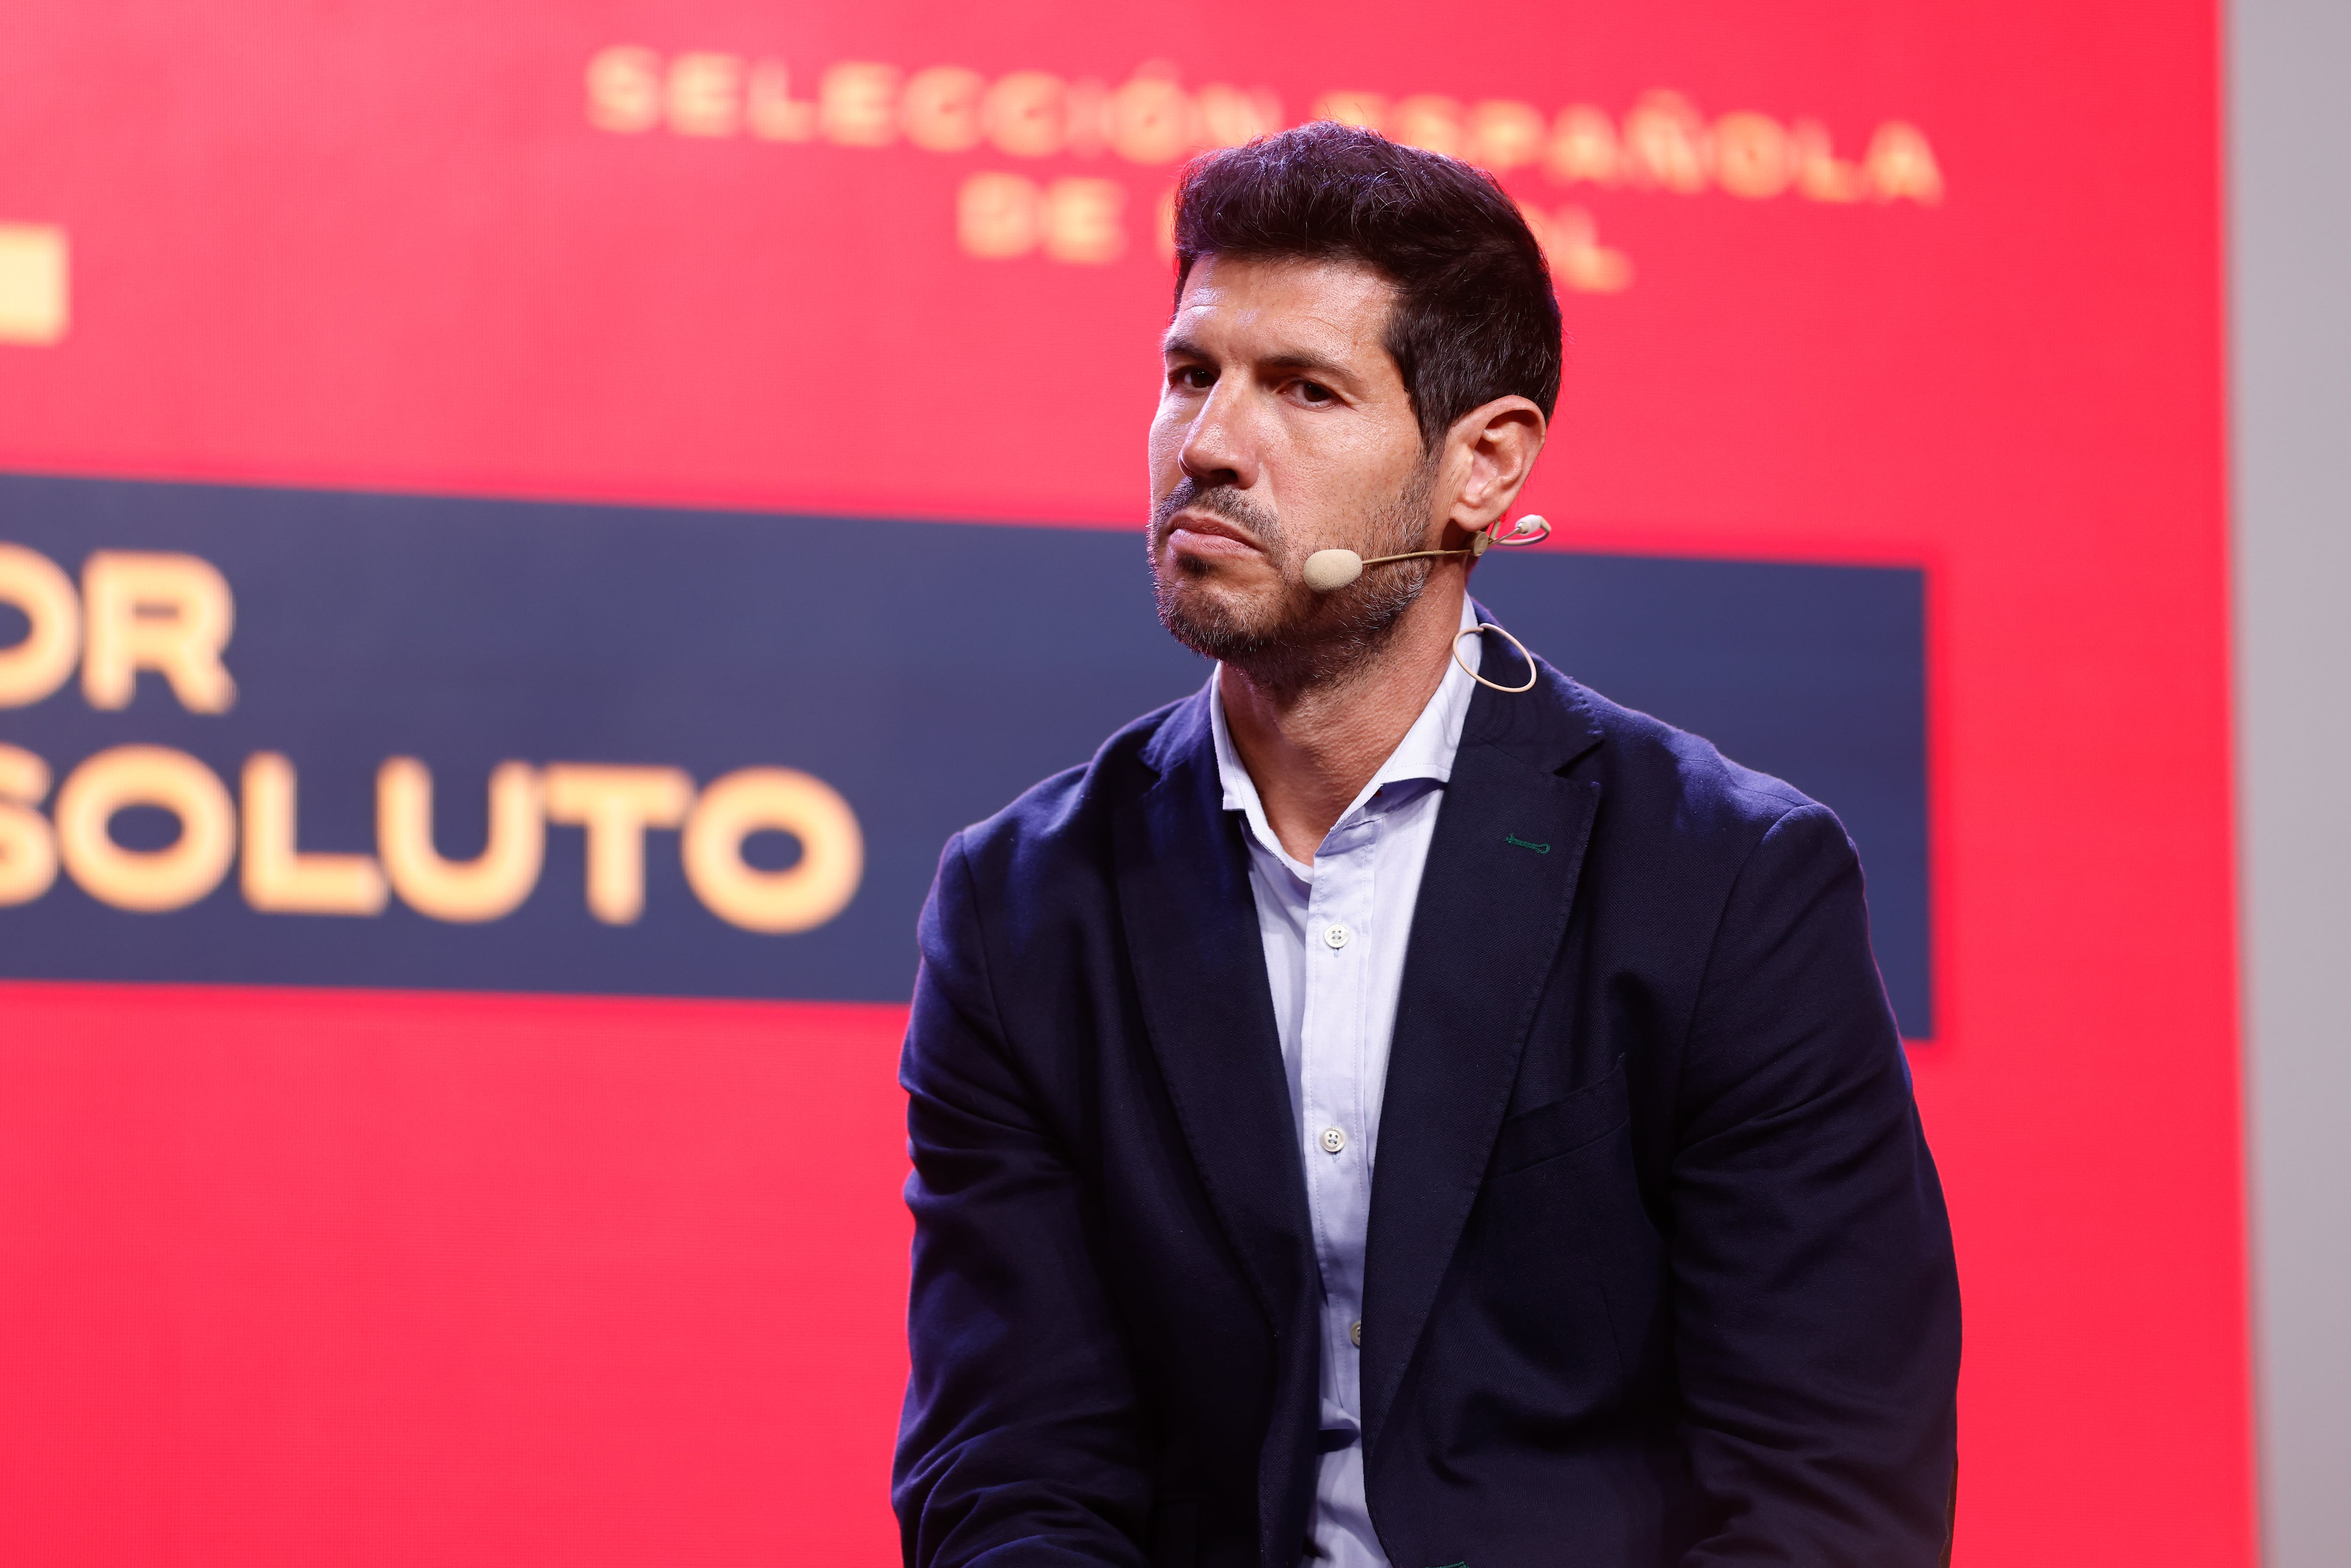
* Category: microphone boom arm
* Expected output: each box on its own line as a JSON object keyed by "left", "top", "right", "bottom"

{"left": 1302, "top": 514, "right": 1552, "bottom": 592}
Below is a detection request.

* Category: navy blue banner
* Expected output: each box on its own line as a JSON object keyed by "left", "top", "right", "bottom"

{"left": 0, "top": 474, "right": 1929, "bottom": 1036}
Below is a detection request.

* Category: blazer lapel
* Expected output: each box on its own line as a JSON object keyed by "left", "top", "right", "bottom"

{"left": 1113, "top": 713, "right": 1316, "bottom": 1323}
{"left": 1112, "top": 692, "right": 1322, "bottom": 1560}
{"left": 1360, "top": 648, "right": 1604, "bottom": 1450}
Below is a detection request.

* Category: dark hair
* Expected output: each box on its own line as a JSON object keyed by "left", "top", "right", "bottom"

{"left": 1172, "top": 121, "right": 1562, "bottom": 449}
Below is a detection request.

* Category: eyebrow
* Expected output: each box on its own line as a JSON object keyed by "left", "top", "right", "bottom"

{"left": 1159, "top": 335, "right": 1356, "bottom": 384}
{"left": 1259, "top": 350, "right": 1351, "bottom": 381}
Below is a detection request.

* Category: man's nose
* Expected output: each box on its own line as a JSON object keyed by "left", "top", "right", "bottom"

{"left": 1178, "top": 383, "right": 1257, "bottom": 492}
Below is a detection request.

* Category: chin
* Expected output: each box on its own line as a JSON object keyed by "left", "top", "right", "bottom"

{"left": 1153, "top": 570, "right": 1290, "bottom": 663}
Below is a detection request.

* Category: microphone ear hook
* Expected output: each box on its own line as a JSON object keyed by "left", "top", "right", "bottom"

{"left": 1484, "top": 514, "right": 1553, "bottom": 548}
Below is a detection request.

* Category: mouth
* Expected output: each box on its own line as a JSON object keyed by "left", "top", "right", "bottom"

{"left": 1162, "top": 511, "right": 1264, "bottom": 562}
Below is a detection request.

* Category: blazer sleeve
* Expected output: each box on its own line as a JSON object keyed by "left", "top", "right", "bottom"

{"left": 892, "top": 833, "right": 1154, "bottom": 1568}
{"left": 1669, "top": 803, "right": 1962, "bottom": 1567}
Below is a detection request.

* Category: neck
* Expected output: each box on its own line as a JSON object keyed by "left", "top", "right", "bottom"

{"left": 1220, "top": 572, "right": 1467, "bottom": 864}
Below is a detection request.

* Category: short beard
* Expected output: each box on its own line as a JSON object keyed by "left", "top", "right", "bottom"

{"left": 1149, "top": 460, "right": 1437, "bottom": 697}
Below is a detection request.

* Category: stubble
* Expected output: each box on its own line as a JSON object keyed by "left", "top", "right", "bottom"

{"left": 1148, "top": 462, "right": 1436, "bottom": 696}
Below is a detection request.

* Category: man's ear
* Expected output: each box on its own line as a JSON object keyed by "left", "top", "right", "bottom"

{"left": 1442, "top": 396, "right": 1548, "bottom": 538}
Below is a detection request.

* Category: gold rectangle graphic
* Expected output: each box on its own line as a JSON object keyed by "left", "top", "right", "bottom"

{"left": 0, "top": 225, "right": 70, "bottom": 345}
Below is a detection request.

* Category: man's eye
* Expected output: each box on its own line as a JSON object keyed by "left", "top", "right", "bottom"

{"left": 1172, "top": 366, "right": 1215, "bottom": 390}
{"left": 1295, "top": 381, "right": 1335, "bottom": 404}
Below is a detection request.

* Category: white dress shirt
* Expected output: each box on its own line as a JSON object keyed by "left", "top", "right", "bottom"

{"left": 1207, "top": 596, "right": 1483, "bottom": 1568}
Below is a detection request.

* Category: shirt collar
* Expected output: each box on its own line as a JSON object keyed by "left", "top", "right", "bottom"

{"left": 1208, "top": 595, "right": 1482, "bottom": 875}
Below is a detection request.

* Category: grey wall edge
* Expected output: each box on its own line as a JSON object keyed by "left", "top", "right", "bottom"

{"left": 2229, "top": 0, "right": 2351, "bottom": 1562}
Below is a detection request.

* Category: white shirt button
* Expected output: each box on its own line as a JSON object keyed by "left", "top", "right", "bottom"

{"left": 1320, "top": 1125, "right": 1347, "bottom": 1154}
{"left": 1323, "top": 923, "right": 1350, "bottom": 949}
{"left": 1350, "top": 1320, "right": 1363, "bottom": 1347}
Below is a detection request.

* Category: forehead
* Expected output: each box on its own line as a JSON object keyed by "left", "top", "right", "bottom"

{"left": 1167, "top": 254, "right": 1397, "bottom": 363}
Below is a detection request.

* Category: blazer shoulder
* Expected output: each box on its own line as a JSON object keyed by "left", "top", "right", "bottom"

{"left": 1565, "top": 673, "right": 1832, "bottom": 847}
{"left": 947, "top": 689, "right": 1199, "bottom": 890}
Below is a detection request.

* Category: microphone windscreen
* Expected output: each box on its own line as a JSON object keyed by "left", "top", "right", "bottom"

{"left": 1303, "top": 549, "right": 1364, "bottom": 592}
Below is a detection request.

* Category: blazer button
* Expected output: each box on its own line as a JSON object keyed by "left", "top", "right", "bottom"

{"left": 1350, "top": 1320, "right": 1363, "bottom": 1347}
{"left": 1319, "top": 1126, "right": 1347, "bottom": 1154}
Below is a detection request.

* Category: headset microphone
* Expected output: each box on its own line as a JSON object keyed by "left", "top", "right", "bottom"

{"left": 1302, "top": 514, "right": 1552, "bottom": 592}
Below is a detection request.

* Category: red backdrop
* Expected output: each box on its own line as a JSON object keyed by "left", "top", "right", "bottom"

{"left": 0, "top": 2, "right": 2247, "bottom": 1563}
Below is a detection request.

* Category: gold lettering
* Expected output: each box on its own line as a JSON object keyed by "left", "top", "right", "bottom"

{"left": 820, "top": 63, "right": 902, "bottom": 147}
{"left": 1390, "top": 95, "right": 1465, "bottom": 158}
{"left": 902, "top": 66, "right": 986, "bottom": 152}
{"left": 746, "top": 59, "right": 816, "bottom": 142}
{"left": 1620, "top": 91, "right": 1711, "bottom": 193}
{"left": 985, "top": 71, "right": 1067, "bottom": 158}
{"left": 377, "top": 758, "right": 543, "bottom": 923}
{"left": 240, "top": 752, "right": 386, "bottom": 916}
{"left": 1466, "top": 101, "right": 1544, "bottom": 171}
{"left": 1791, "top": 120, "right": 1868, "bottom": 202}
{"left": 1112, "top": 75, "right": 1193, "bottom": 163}
{"left": 1866, "top": 122, "right": 1945, "bottom": 203}
{"left": 81, "top": 551, "right": 237, "bottom": 713}
{"left": 584, "top": 46, "right": 663, "bottom": 134}
{"left": 1713, "top": 113, "right": 1793, "bottom": 199}
{"left": 1529, "top": 206, "right": 1634, "bottom": 294}
{"left": 0, "top": 542, "right": 79, "bottom": 707}
{"left": 667, "top": 53, "right": 742, "bottom": 137}
{"left": 0, "top": 744, "right": 56, "bottom": 906}
{"left": 682, "top": 768, "right": 862, "bottom": 934}
{"left": 1044, "top": 179, "right": 1126, "bottom": 264}
{"left": 1195, "top": 84, "right": 1281, "bottom": 149}
{"left": 1545, "top": 105, "right": 1620, "bottom": 185}
{"left": 54, "top": 745, "right": 236, "bottom": 913}
{"left": 959, "top": 173, "right": 1041, "bottom": 258}
{"left": 543, "top": 763, "right": 694, "bottom": 925}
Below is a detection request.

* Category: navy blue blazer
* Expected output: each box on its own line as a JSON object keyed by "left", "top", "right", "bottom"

{"left": 895, "top": 634, "right": 1960, "bottom": 1568}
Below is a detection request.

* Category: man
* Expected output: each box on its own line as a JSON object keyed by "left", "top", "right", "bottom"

{"left": 894, "top": 123, "right": 1959, "bottom": 1567}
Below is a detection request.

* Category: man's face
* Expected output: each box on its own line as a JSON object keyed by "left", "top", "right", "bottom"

{"left": 1148, "top": 254, "right": 1438, "bottom": 679}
